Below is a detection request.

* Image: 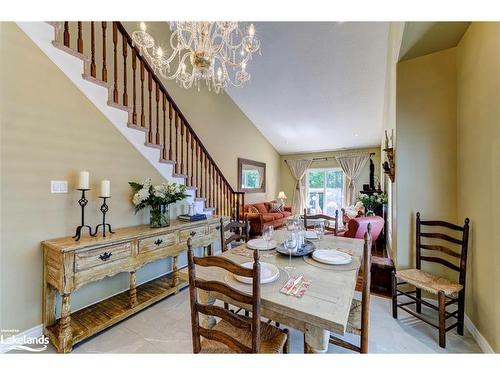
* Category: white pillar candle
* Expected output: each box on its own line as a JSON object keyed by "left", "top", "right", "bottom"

{"left": 100, "top": 180, "right": 111, "bottom": 197}
{"left": 78, "top": 171, "right": 90, "bottom": 190}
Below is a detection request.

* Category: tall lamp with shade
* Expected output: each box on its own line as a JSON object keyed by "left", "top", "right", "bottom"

{"left": 278, "top": 191, "right": 287, "bottom": 206}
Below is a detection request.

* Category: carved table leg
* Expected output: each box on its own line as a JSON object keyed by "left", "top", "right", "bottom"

{"left": 59, "top": 293, "right": 73, "bottom": 353}
{"left": 172, "top": 255, "right": 179, "bottom": 293}
{"left": 198, "top": 289, "right": 216, "bottom": 329}
{"left": 304, "top": 324, "right": 329, "bottom": 353}
{"left": 130, "top": 271, "right": 137, "bottom": 308}
{"left": 42, "top": 283, "right": 57, "bottom": 328}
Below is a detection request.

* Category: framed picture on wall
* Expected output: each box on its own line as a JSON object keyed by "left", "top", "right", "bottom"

{"left": 238, "top": 158, "right": 266, "bottom": 193}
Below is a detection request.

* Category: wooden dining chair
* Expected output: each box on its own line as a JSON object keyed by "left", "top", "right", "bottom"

{"left": 326, "top": 223, "right": 372, "bottom": 353}
{"left": 303, "top": 208, "right": 339, "bottom": 235}
{"left": 392, "top": 212, "right": 470, "bottom": 348}
{"left": 219, "top": 216, "right": 250, "bottom": 253}
{"left": 187, "top": 237, "right": 289, "bottom": 354}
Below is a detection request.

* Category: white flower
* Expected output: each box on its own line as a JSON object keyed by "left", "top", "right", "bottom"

{"left": 135, "top": 187, "right": 149, "bottom": 202}
{"left": 142, "top": 178, "right": 151, "bottom": 190}
{"left": 153, "top": 184, "right": 166, "bottom": 198}
{"left": 132, "top": 192, "right": 142, "bottom": 205}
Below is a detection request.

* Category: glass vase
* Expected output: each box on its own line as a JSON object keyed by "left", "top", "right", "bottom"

{"left": 150, "top": 204, "right": 170, "bottom": 228}
{"left": 366, "top": 210, "right": 375, "bottom": 217}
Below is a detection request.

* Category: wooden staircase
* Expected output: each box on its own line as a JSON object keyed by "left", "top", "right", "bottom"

{"left": 18, "top": 21, "right": 245, "bottom": 220}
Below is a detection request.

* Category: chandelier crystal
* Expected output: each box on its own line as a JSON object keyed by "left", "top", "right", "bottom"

{"left": 132, "top": 22, "right": 261, "bottom": 94}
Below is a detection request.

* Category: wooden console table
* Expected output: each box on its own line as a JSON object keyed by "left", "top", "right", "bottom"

{"left": 41, "top": 217, "right": 225, "bottom": 353}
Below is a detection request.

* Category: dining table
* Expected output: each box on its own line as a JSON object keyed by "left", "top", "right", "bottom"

{"left": 191, "top": 229, "right": 365, "bottom": 353}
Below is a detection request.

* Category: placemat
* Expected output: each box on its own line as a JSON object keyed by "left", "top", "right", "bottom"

{"left": 231, "top": 246, "right": 277, "bottom": 258}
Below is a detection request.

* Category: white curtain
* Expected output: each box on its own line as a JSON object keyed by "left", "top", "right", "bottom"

{"left": 336, "top": 153, "right": 370, "bottom": 206}
{"left": 285, "top": 159, "right": 313, "bottom": 214}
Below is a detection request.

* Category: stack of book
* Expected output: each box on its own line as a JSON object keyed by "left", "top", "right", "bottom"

{"left": 178, "top": 213, "right": 207, "bottom": 222}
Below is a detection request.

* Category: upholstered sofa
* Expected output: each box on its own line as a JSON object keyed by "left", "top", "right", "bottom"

{"left": 242, "top": 201, "right": 292, "bottom": 236}
{"left": 339, "top": 215, "right": 384, "bottom": 242}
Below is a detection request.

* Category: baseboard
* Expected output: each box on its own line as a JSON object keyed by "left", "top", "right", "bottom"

{"left": 464, "top": 315, "right": 494, "bottom": 353}
{"left": 0, "top": 324, "right": 44, "bottom": 354}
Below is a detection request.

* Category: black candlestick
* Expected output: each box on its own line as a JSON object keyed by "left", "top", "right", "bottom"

{"left": 73, "top": 189, "right": 95, "bottom": 241}
{"left": 93, "top": 196, "right": 115, "bottom": 237}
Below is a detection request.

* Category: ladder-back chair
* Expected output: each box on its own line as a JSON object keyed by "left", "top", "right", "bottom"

{"left": 392, "top": 212, "right": 470, "bottom": 348}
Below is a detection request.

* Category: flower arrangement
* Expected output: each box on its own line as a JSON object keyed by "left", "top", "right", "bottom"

{"left": 357, "top": 192, "right": 388, "bottom": 216}
{"left": 129, "top": 178, "right": 188, "bottom": 227}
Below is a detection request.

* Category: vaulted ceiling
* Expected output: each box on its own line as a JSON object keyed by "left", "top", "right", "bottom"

{"left": 225, "top": 22, "right": 390, "bottom": 154}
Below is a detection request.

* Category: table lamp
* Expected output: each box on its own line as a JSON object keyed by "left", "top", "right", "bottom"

{"left": 278, "top": 191, "right": 287, "bottom": 205}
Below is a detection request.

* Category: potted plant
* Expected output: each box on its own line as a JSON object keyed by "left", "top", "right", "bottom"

{"left": 357, "top": 192, "right": 388, "bottom": 216}
{"left": 129, "top": 178, "right": 188, "bottom": 228}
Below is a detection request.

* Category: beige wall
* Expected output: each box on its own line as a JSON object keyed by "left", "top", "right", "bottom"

{"left": 0, "top": 23, "right": 169, "bottom": 332}
{"left": 0, "top": 22, "right": 279, "bottom": 333}
{"left": 121, "top": 22, "right": 281, "bottom": 204}
{"left": 380, "top": 22, "right": 404, "bottom": 260}
{"left": 456, "top": 22, "right": 500, "bottom": 352}
{"left": 279, "top": 148, "right": 381, "bottom": 210}
{"left": 395, "top": 47, "right": 458, "bottom": 272}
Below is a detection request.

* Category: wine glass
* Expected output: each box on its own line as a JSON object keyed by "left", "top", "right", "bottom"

{"left": 315, "top": 221, "right": 325, "bottom": 248}
{"left": 262, "top": 224, "right": 274, "bottom": 250}
{"left": 284, "top": 232, "right": 297, "bottom": 272}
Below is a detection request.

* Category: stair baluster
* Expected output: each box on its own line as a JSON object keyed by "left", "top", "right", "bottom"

{"left": 180, "top": 119, "right": 184, "bottom": 174}
{"left": 147, "top": 71, "right": 152, "bottom": 143}
{"left": 112, "top": 22, "right": 118, "bottom": 103}
{"left": 140, "top": 59, "right": 145, "bottom": 127}
{"left": 101, "top": 22, "right": 107, "bottom": 82}
{"left": 77, "top": 22, "right": 83, "bottom": 54}
{"left": 162, "top": 93, "right": 167, "bottom": 159}
{"left": 174, "top": 113, "right": 179, "bottom": 174}
{"left": 90, "top": 22, "right": 96, "bottom": 78}
{"left": 155, "top": 81, "right": 160, "bottom": 145}
{"left": 122, "top": 35, "right": 128, "bottom": 106}
{"left": 132, "top": 48, "right": 137, "bottom": 124}
{"left": 63, "top": 22, "right": 70, "bottom": 47}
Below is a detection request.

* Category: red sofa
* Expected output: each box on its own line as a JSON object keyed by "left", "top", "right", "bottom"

{"left": 242, "top": 201, "right": 292, "bottom": 235}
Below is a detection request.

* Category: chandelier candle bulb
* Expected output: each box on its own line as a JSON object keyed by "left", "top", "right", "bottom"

{"left": 248, "top": 24, "right": 255, "bottom": 37}
{"left": 100, "top": 180, "right": 111, "bottom": 198}
{"left": 140, "top": 22, "right": 146, "bottom": 32}
{"left": 78, "top": 171, "right": 89, "bottom": 190}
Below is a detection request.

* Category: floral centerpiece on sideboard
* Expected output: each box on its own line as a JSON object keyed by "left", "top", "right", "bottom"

{"left": 129, "top": 178, "right": 188, "bottom": 228}
{"left": 357, "top": 192, "right": 388, "bottom": 216}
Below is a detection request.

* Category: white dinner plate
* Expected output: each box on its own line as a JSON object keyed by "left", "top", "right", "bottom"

{"left": 312, "top": 249, "right": 352, "bottom": 265}
{"left": 234, "top": 262, "right": 280, "bottom": 284}
{"left": 304, "top": 231, "right": 318, "bottom": 240}
{"left": 247, "top": 238, "right": 277, "bottom": 250}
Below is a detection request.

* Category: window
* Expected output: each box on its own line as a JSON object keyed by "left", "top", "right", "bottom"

{"left": 242, "top": 169, "right": 260, "bottom": 189}
{"left": 306, "top": 168, "right": 344, "bottom": 216}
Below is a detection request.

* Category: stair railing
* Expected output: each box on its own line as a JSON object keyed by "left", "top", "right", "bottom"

{"left": 59, "top": 21, "right": 245, "bottom": 220}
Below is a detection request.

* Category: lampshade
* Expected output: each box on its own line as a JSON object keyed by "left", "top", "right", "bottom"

{"left": 278, "top": 191, "right": 287, "bottom": 199}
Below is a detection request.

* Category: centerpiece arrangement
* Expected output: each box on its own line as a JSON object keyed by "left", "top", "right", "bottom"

{"left": 129, "top": 178, "right": 188, "bottom": 228}
{"left": 357, "top": 192, "right": 388, "bottom": 216}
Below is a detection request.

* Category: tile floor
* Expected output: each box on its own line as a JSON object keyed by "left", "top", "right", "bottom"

{"left": 17, "top": 289, "right": 481, "bottom": 354}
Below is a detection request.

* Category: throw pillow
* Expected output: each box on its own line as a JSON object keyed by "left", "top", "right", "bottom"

{"left": 249, "top": 206, "right": 260, "bottom": 214}
{"left": 269, "top": 202, "right": 284, "bottom": 213}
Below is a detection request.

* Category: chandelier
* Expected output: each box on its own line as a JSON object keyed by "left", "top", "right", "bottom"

{"left": 132, "top": 22, "right": 261, "bottom": 94}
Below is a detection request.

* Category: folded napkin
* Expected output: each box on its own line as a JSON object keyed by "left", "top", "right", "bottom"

{"left": 280, "top": 275, "right": 311, "bottom": 298}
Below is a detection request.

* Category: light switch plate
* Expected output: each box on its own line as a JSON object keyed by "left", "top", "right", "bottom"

{"left": 51, "top": 180, "right": 68, "bottom": 193}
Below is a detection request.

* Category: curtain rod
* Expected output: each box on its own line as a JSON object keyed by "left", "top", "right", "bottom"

{"left": 284, "top": 152, "right": 376, "bottom": 162}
